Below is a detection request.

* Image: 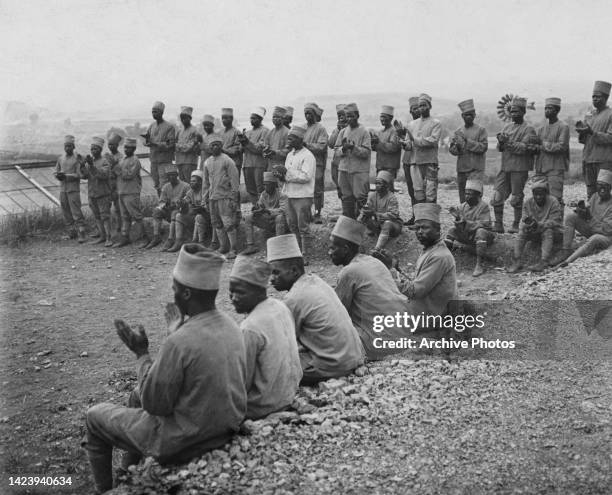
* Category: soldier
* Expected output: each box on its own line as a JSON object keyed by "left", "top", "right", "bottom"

{"left": 533, "top": 97, "right": 569, "bottom": 208}
{"left": 283, "top": 106, "right": 294, "bottom": 129}
{"left": 114, "top": 138, "right": 148, "bottom": 248}
{"left": 198, "top": 114, "right": 217, "bottom": 167}
{"left": 445, "top": 180, "right": 493, "bottom": 277}
{"left": 170, "top": 170, "right": 206, "bottom": 253}
{"left": 220, "top": 108, "right": 244, "bottom": 181}
{"left": 398, "top": 96, "right": 421, "bottom": 225}
{"left": 80, "top": 137, "right": 113, "bottom": 247}
{"left": 371, "top": 105, "right": 401, "bottom": 186}
{"left": 449, "top": 99, "right": 488, "bottom": 204}
{"left": 508, "top": 179, "right": 562, "bottom": 273}
{"left": 54, "top": 135, "right": 87, "bottom": 243}
{"left": 303, "top": 103, "right": 329, "bottom": 223}
{"left": 143, "top": 101, "right": 175, "bottom": 196}
{"left": 328, "top": 104, "right": 347, "bottom": 198}
{"left": 239, "top": 107, "right": 269, "bottom": 205}
{"left": 358, "top": 170, "right": 402, "bottom": 253}
{"left": 576, "top": 80, "right": 612, "bottom": 198}
{"left": 263, "top": 106, "right": 289, "bottom": 171}
{"left": 491, "top": 97, "right": 537, "bottom": 233}
{"left": 243, "top": 171, "right": 288, "bottom": 255}
{"left": 105, "top": 132, "right": 124, "bottom": 237}
{"left": 175, "top": 106, "right": 200, "bottom": 182}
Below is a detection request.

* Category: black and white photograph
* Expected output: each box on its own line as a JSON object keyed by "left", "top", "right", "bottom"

{"left": 1, "top": 0, "right": 611, "bottom": 493}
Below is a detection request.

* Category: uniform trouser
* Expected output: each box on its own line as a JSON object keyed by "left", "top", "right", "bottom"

{"left": 583, "top": 161, "right": 612, "bottom": 198}
{"left": 110, "top": 190, "right": 121, "bottom": 229}
{"left": 177, "top": 163, "right": 197, "bottom": 183}
{"left": 150, "top": 162, "right": 171, "bottom": 195}
{"left": 210, "top": 198, "right": 237, "bottom": 230}
{"left": 457, "top": 170, "right": 485, "bottom": 204}
{"left": 89, "top": 195, "right": 112, "bottom": 221}
{"left": 411, "top": 163, "right": 439, "bottom": 203}
{"left": 446, "top": 226, "right": 493, "bottom": 246}
{"left": 563, "top": 211, "right": 612, "bottom": 252}
{"left": 338, "top": 171, "right": 370, "bottom": 218}
{"left": 515, "top": 227, "right": 559, "bottom": 260}
{"left": 331, "top": 159, "right": 341, "bottom": 197}
{"left": 286, "top": 198, "right": 313, "bottom": 244}
{"left": 314, "top": 166, "right": 326, "bottom": 212}
{"left": 299, "top": 351, "right": 356, "bottom": 385}
{"left": 364, "top": 218, "right": 402, "bottom": 250}
{"left": 243, "top": 167, "right": 264, "bottom": 203}
{"left": 490, "top": 170, "right": 529, "bottom": 208}
{"left": 59, "top": 191, "right": 85, "bottom": 228}
{"left": 402, "top": 163, "right": 416, "bottom": 206}
{"left": 119, "top": 194, "right": 143, "bottom": 222}
{"left": 244, "top": 210, "right": 288, "bottom": 244}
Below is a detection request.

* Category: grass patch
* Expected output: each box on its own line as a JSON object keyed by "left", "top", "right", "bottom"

{"left": 0, "top": 207, "right": 67, "bottom": 246}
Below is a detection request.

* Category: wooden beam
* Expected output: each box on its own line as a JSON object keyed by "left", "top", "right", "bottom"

{"left": 13, "top": 165, "right": 60, "bottom": 206}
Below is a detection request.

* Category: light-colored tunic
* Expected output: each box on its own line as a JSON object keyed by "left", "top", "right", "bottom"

{"left": 336, "top": 124, "right": 372, "bottom": 173}
{"left": 498, "top": 122, "right": 536, "bottom": 172}
{"left": 283, "top": 147, "right": 316, "bottom": 198}
{"left": 582, "top": 106, "right": 612, "bottom": 164}
{"left": 401, "top": 120, "right": 419, "bottom": 166}
{"left": 587, "top": 194, "right": 612, "bottom": 236}
{"left": 146, "top": 120, "right": 176, "bottom": 165}
{"left": 221, "top": 127, "right": 243, "bottom": 168}
{"left": 535, "top": 120, "right": 570, "bottom": 173}
{"left": 199, "top": 132, "right": 218, "bottom": 168}
{"left": 365, "top": 190, "right": 401, "bottom": 223}
{"left": 116, "top": 155, "right": 142, "bottom": 196}
{"left": 406, "top": 116, "right": 441, "bottom": 165}
{"left": 522, "top": 196, "right": 562, "bottom": 232}
{"left": 55, "top": 153, "right": 82, "bottom": 193}
{"left": 450, "top": 123, "right": 488, "bottom": 173}
{"left": 159, "top": 180, "right": 190, "bottom": 208}
{"left": 457, "top": 200, "right": 491, "bottom": 233}
{"left": 284, "top": 274, "right": 364, "bottom": 375}
{"left": 241, "top": 298, "right": 302, "bottom": 419}
{"left": 335, "top": 254, "right": 409, "bottom": 360}
{"left": 374, "top": 126, "right": 401, "bottom": 171}
{"left": 82, "top": 157, "right": 111, "bottom": 198}
{"left": 264, "top": 126, "right": 290, "bottom": 169}
{"left": 175, "top": 125, "right": 200, "bottom": 166}
{"left": 304, "top": 122, "right": 329, "bottom": 169}
{"left": 243, "top": 126, "right": 269, "bottom": 169}
{"left": 203, "top": 154, "right": 240, "bottom": 201}
{"left": 398, "top": 240, "right": 458, "bottom": 317}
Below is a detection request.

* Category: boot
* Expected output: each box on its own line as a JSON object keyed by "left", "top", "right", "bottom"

{"left": 161, "top": 221, "right": 176, "bottom": 251}
{"left": 132, "top": 221, "right": 150, "bottom": 249}
{"left": 507, "top": 207, "right": 522, "bottom": 234}
{"left": 374, "top": 230, "right": 390, "bottom": 251}
{"left": 210, "top": 228, "right": 220, "bottom": 250}
{"left": 144, "top": 235, "right": 162, "bottom": 249}
{"left": 507, "top": 257, "right": 522, "bottom": 273}
{"left": 226, "top": 230, "right": 238, "bottom": 259}
{"left": 85, "top": 443, "right": 114, "bottom": 494}
{"left": 472, "top": 241, "right": 486, "bottom": 277}
{"left": 216, "top": 229, "right": 229, "bottom": 254}
{"left": 77, "top": 227, "right": 87, "bottom": 244}
{"left": 529, "top": 231, "right": 553, "bottom": 272}
{"left": 313, "top": 212, "right": 323, "bottom": 224}
{"left": 103, "top": 220, "right": 113, "bottom": 247}
{"left": 92, "top": 220, "right": 106, "bottom": 244}
{"left": 528, "top": 259, "right": 549, "bottom": 272}
{"left": 492, "top": 206, "right": 504, "bottom": 233}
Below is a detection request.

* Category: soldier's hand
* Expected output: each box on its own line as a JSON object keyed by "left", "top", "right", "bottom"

{"left": 164, "top": 303, "right": 184, "bottom": 336}
{"left": 114, "top": 319, "right": 149, "bottom": 358}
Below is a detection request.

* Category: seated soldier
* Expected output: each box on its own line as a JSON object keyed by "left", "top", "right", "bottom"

{"left": 444, "top": 179, "right": 494, "bottom": 277}
{"left": 83, "top": 245, "right": 247, "bottom": 494}
{"left": 554, "top": 169, "right": 612, "bottom": 267}
{"left": 145, "top": 168, "right": 190, "bottom": 249}
{"left": 229, "top": 255, "right": 302, "bottom": 419}
{"left": 358, "top": 170, "right": 402, "bottom": 253}
{"left": 267, "top": 234, "right": 364, "bottom": 385}
{"left": 169, "top": 170, "right": 207, "bottom": 252}
{"left": 329, "top": 216, "right": 410, "bottom": 360}
{"left": 395, "top": 203, "right": 458, "bottom": 318}
{"left": 508, "top": 178, "right": 562, "bottom": 273}
{"left": 242, "top": 171, "right": 288, "bottom": 254}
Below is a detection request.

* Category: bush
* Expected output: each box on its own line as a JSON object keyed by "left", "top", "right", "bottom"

{"left": 0, "top": 206, "right": 67, "bottom": 246}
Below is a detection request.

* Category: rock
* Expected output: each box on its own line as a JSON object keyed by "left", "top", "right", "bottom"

{"left": 36, "top": 299, "right": 54, "bottom": 306}
{"left": 319, "top": 378, "right": 346, "bottom": 391}
{"left": 80, "top": 351, "right": 88, "bottom": 357}
{"left": 354, "top": 365, "right": 368, "bottom": 377}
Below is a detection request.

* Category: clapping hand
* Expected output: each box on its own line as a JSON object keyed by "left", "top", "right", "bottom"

{"left": 114, "top": 319, "right": 149, "bottom": 358}
{"left": 164, "top": 303, "right": 184, "bottom": 336}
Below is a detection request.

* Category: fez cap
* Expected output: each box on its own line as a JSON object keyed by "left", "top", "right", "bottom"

{"left": 380, "top": 105, "right": 394, "bottom": 116}
{"left": 593, "top": 80, "right": 612, "bottom": 96}
{"left": 152, "top": 101, "right": 165, "bottom": 111}
{"left": 458, "top": 99, "right": 475, "bottom": 113}
{"left": 180, "top": 106, "right": 193, "bottom": 116}
{"left": 173, "top": 244, "right": 225, "bottom": 290}
{"left": 465, "top": 179, "right": 483, "bottom": 194}
{"left": 251, "top": 107, "right": 266, "bottom": 118}
{"left": 597, "top": 168, "right": 612, "bottom": 185}
{"left": 544, "top": 97, "right": 561, "bottom": 107}
{"left": 267, "top": 234, "right": 302, "bottom": 262}
{"left": 414, "top": 203, "right": 441, "bottom": 223}
{"left": 331, "top": 215, "right": 365, "bottom": 246}
{"left": 230, "top": 255, "right": 271, "bottom": 288}
{"left": 376, "top": 170, "right": 394, "bottom": 184}
{"left": 288, "top": 125, "right": 307, "bottom": 139}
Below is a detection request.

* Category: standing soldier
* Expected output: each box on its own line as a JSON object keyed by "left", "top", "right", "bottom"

{"left": 449, "top": 99, "right": 488, "bottom": 204}
{"left": 143, "top": 101, "right": 176, "bottom": 196}
{"left": 328, "top": 104, "right": 347, "bottom": 198}
{"left": 263, "top": 106, "right": 289, "bottom": 171}
{"left": 175, "top": 106, "right": 200, "bottom": 183}
{"left": 576, "top": 80, "right": 612, "bottom": 198}
{"left": 403, "top": 94, "right": 441, "bottom": 204}
{"left": 105, "top": 133, "right": 123, "bottom": 238}
{"left": 371, "top": 105, "right": 401, "bottom": 187}
{"left": 398, "top": 96, "right": 421, "bottom": 225}
{"left": 532, "top": 98, "right": 569, "bottom": 209}
{"left": 198, "top": 114, "right": 217, "bottom": 168}
{"left": 304, "top": 103, "right": 329, "bottom": 223}
{"left": 220, "top": 108, "right": 243, "bottom": 181}
{"left": 491, "top": 97, "right": 537, "bottom": 233}
{"left": 203, "top": 135, "right": 241, "bottom": 259}
{"left": 55, "top": 135, "right": 87, "bottom": 243}
{"left": 81, "top": 137, "right": 113, "bottom": 247}
{"left": 115, "top": 138, "right": 148, "bottom": 248}
{"left": 239, "top": 107, "right": 269, "bottom": 205}
{"left": 283, "top": 106, "right": 294, "bottom": 129}
{"left": 335, "top": 103, "right": 372, "bottom": 219}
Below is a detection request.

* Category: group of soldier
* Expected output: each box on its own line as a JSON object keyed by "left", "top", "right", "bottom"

{"left": 71, "top": 82, "right": 612, "bottom": 493}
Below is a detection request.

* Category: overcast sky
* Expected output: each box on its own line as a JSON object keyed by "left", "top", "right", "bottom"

{"left": 2, "top": 0, "right": 612, "bottom": 116}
